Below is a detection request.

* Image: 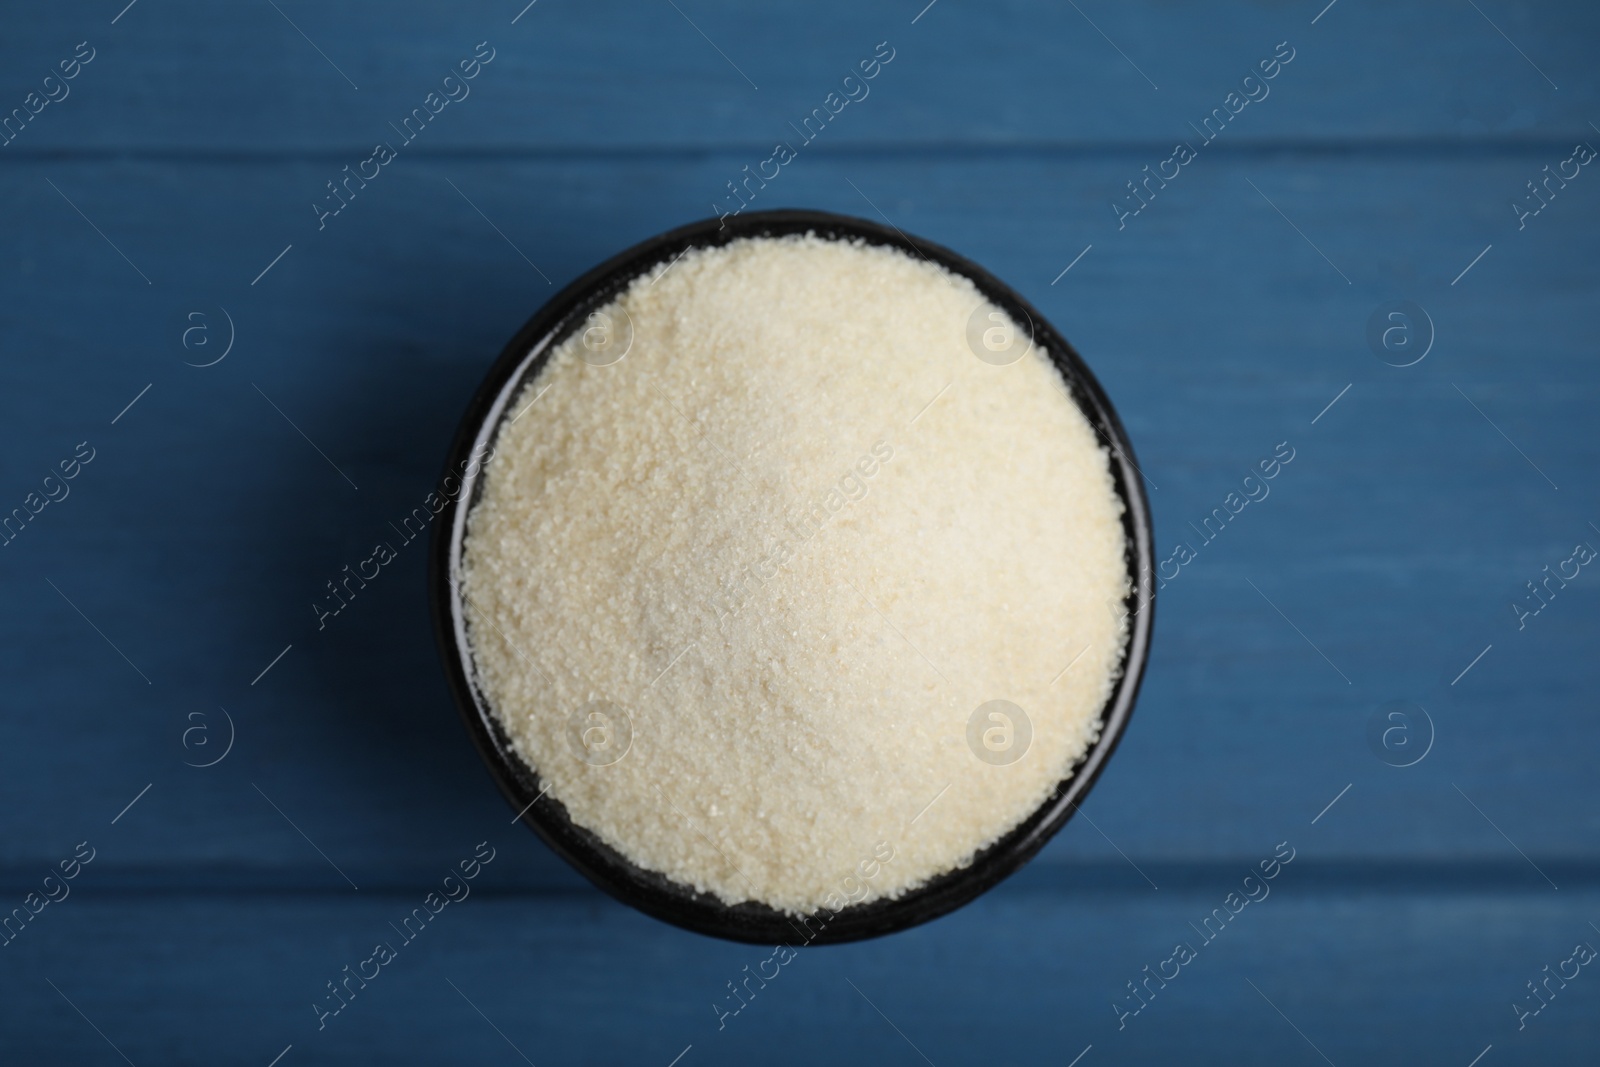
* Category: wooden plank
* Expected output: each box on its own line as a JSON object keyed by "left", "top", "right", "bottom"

{"left": 0, "top": 151, "right": 1595, "bottom": 880}
{"left": 0, "top": 1, "right": 1592, "bottom": 152}
{"left": 0, "top": 884, "right": 1595, "bottom": 1063}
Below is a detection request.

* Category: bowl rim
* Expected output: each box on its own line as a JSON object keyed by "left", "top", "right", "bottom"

{"left": 428, "top": 208, "right": 1155, "bottom": 945}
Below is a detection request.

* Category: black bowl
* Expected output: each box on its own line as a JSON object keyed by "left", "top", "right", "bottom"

{"left": 429, "top": 209, "right": 1155, "bottom": 944}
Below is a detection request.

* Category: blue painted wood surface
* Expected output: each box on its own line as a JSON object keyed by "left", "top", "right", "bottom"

{"left": 2, "top": 1, "right": 1598, "bottom": 1063}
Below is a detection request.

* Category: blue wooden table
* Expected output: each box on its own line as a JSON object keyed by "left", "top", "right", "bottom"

{"left": 3, "top": 1, "right": 1597, "bottom": 1063}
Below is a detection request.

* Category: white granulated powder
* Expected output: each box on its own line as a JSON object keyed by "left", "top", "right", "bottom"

{"left": 461, "top": 233, "right": 1129, "bottom": 915}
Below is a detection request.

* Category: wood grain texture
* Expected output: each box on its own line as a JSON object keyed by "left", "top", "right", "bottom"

{"left": 2, "top": 886, "right": 1597, "bottom": 1064}
{"left": 0, "top": 0, "right": 1596, "bottom": 1062}
{"left": 0, "top": 1, "right": 1595, "bottom": 150}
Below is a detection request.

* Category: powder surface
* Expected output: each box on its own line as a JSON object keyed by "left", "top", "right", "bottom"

{"left": 461, "top": 234, "right": 1129, "bottom": 915}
